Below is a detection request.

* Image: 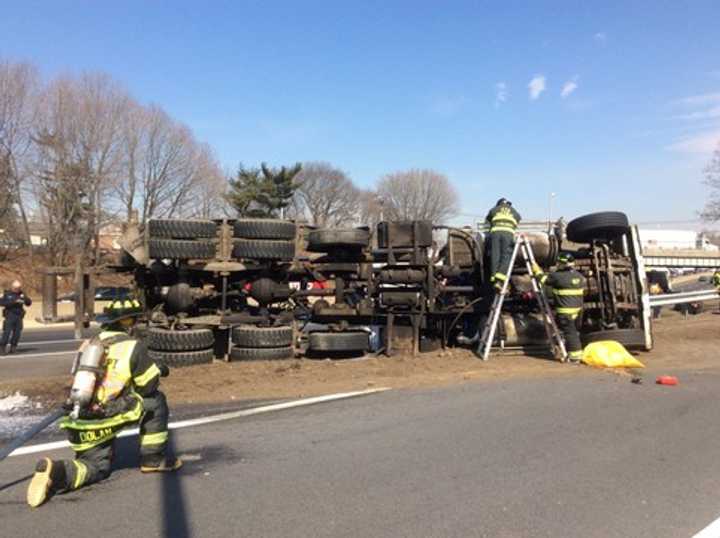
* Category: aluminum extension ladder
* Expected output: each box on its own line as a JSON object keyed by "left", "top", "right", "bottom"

{"left": 477, "top": 234, "right": 568, "bottom": 362}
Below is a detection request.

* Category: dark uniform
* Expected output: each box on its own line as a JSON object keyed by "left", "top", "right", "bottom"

{"left": 485, "top": 200, "right": 522, "bottom": 289}
{"left": 0, "top": 288, "right": 32, "bottom": 354}
{"left": 538, "top": 262, "right": 586, "bottom": 362}
{"left": 27, "top": 300, "right": 181, "bottom": 508}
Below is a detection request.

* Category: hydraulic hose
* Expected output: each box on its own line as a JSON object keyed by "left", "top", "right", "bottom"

{"left": 0, "top": 407, "right": 65, "bottom": 463}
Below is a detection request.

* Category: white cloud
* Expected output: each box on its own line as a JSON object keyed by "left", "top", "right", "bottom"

{"left": 674, "top": 92, "right": 720, "bottom": 107}
{"left": 560, "top": 76, "right": 579, "bottom": 98}
{"left": 494, "top": 82, "right": 507, "bottom": 107}
{"left": 528, "top": 75, "right": 546, "bottom": 100}
{"left": 666, "top": 130, "right": 720, "bottom": 154}
{"left": 675, "top": 106, "right": 720, "bottom": 121}
{"left": 594, "top": 32, "right": 607, "bottom": 44}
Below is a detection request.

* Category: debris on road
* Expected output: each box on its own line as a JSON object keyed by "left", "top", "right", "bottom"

{"left": 656, "top": 375, "right": 679, "bottom": 386}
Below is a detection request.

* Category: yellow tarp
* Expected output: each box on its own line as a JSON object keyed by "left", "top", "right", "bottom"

{"left": 582, "top": 341, "right": 645, "bottom": 369}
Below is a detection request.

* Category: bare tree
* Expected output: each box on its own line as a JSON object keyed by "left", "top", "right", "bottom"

{"left": 184, "top": 144, "right": 227, "bottom": 219}
{"left": 0, "top": 60, "right": 39, "bottom": 253}
{"left": 118, "top": 104, "right": 222, "bottom": 223}
{"left": 701, "top": 141, "right": 720, "bottom": 222}
{"left": 33, "top": 74, "right": 130, "bottom": 265}
{"left": 355, "top": 189, "right": 384, "bottom": 228}
{"left": 376, "top": 168, "right": 459, "bottom": 223}
{"left": 294, "top": 161, "right": 359, "bottom": 227}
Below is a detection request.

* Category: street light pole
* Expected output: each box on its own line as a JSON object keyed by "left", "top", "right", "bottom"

{"left": 548, "top": 192, "right": 556, "bottom": 224}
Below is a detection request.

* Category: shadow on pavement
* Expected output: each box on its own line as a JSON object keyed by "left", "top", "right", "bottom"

{"left": 0, "top": 473, "right": 32, "bottom": 493}
{"left": 162, "top": 436, "right": 190, "bottom": 538}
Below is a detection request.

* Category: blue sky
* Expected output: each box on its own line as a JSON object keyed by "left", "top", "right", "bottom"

{"left": 2, "top": 1, "right": 720, "bottom": 226}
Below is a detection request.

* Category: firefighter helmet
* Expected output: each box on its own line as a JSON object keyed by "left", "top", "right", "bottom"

{"left": 96, "top": 299, "right": 143, "bottom": 325}
{"left": 557, "top": 252, "right": 575, "bottom": 266}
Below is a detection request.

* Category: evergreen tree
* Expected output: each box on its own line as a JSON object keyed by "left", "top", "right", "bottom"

{"left": 227, "top": 162, "right": 301, "bottom": 218}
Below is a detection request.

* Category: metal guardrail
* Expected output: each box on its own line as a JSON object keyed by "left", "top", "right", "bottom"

{"left": 649, "top": 289, "right": 719, "bottom": 307}
{"left": 644, "top": 256, "right": 720, "bottom": 269}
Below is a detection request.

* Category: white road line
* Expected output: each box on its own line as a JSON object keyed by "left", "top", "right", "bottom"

{"left": 0, "top": 351, "right": 75, "bottom": 360}
{"left": 18, "top": 339, "right": 82, "bottom": 347}
{"left": 693, "top": 515, "right": 720, "bottom": 538}
{"left": 7, "top": 387, "right": 391, "bottom": 458}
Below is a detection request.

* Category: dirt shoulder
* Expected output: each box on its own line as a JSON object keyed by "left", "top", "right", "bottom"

{"left": 2, "top": 309, "right": 717, "bottom": 410}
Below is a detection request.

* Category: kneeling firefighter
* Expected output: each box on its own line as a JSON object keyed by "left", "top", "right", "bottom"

{"left": 533, "top": 253, "right": 587, "bottom": 363}
{"left": 27, "top": 299, "right": 182, "bottom": 508}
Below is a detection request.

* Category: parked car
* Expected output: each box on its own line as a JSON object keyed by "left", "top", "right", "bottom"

{"left": 58, "top": 286, "right": 131, "bottom": 303}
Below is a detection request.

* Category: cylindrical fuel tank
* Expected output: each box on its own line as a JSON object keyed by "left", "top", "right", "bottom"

{"left": 521, "top": 232, "right": 559, "bottom": 268}
{"left": 498, "top": 313, "right": 549, "bottom": 346}
{"left": 378, "top": 269, "right": 426, "bottom": 284}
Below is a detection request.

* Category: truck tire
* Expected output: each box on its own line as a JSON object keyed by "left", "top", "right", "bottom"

{"left": 149, "top": 239, "right": 216, "bottom": 260}
{"left": 566, "top": 212, "right": 630, "bottom": 243}
{"left": 229, "top": 346, "right": 294, "bottom": 361}
{"left": 148, "top": 219, "right": 217, "bottom": 239}
{"left": 148, "top": 348, "right": 214, "bottom": 368}
{"left": 232, "top": 239, "right": 295, "bottom": 261}
{"left": 147, "top": 328, "right": 215, "bottom": 351}
{"left": 581, "top": 328, "right": 646, "bottom": 350}
{"left": 233, "top": 219, "right": 296, "bottom": 240}
{"left": 231, "top": 325, "right": 293, "bottom": 347}
{"left": 308, "top": 331, "right": 368, "bottom": 351}
{"left": 307, "top": 229, "right": 370, "bottom": 252}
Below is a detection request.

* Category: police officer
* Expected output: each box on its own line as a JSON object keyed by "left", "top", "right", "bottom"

{"left": 485, "top": 198, "right": 522, "bottom": 292}
{"left": 27, "top": 299, "right": 182, "bottom": 508}
{"left": 535, "top": 253, "right": 586, "bottom": 363}
{"left": 0, "top": 280, "right": 32, "bottom": 355}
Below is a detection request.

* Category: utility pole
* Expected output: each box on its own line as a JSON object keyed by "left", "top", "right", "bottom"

{"left": 548, "top": 192, "right": 556, "bottom": 224}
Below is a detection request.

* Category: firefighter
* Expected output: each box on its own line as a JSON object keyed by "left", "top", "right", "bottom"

{"left": 26, "top": 299, "right": 182, "bottom": 508}
{"left": 0, "top": 279, "right": 32, "bottom": 355}
{"left": 534, "top": 253, "right": 586, "bottom": 363}
{"left": 485, "top": 198, "right": 522, "bottom": 292}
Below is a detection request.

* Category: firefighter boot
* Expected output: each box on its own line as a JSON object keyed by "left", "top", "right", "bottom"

{"left": 0, "top": 345, "right": 5, "bottom": 356}
{"left": 27, "top": 458, "right": 67, "bottom": 508}
{"left": 9, "top": 345, "right": 17, "bottom": 355}
{"left": 140, "top": 455, "right": 183, "bottom": 473}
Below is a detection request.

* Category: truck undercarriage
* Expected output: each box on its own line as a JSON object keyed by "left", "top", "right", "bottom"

{"left": 114, "top": 211, "right": 651, "bottom": 367}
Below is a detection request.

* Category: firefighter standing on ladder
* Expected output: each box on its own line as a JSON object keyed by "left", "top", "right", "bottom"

{"left": 485, "top": 198, "right": 522, "bottom": 292}
{"left": 534, "top": 253, "right": 587, "bottom": 363}
{"left": 26, "top": 299, "right": 182, "bottom": 508}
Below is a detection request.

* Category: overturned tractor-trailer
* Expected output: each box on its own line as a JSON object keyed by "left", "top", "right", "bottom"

{"left": 113, "top": 211, "right": 651, "bottom": 367}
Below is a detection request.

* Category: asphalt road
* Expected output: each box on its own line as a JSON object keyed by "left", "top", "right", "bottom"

{"left": 2, "top": 369, "right": 720, "bottom": 537}
{"left": 0, "top": 327, "right": 95, "bottom": 379}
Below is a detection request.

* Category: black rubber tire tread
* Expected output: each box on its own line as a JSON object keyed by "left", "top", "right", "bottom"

{"left": 581, "top": 328, "right": 647, "bottom": 349}
{"left": 308, "top": 331, "right": 369, "bottom": 351}
{"left": 147, "top": 328, "right": 215, "bottom": 351}
{"left": 148, "top": 348, "right": 214, "bottom": 368}
{"left": 233, "top": 219, "right": 296, "bottom": 240}
{"left": 148, "top": 219, "right": 217, "bottom": 239}
{"left": 232, "top": 239, "right": 295, "bottom": 261}
{"left": 229, "top": 346, "right": 294, "bottom": 361}
{"left": 231, "top": 325, "right": 293, "bottom": 347}
{"left": 566, "top": 212, "right": 630, "bottom": 243}
{"left": 307, "top": 229, "right": 370, "bottom": 252}
{"left": 149, "top": 239, "right": 216, "bottom": 260}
